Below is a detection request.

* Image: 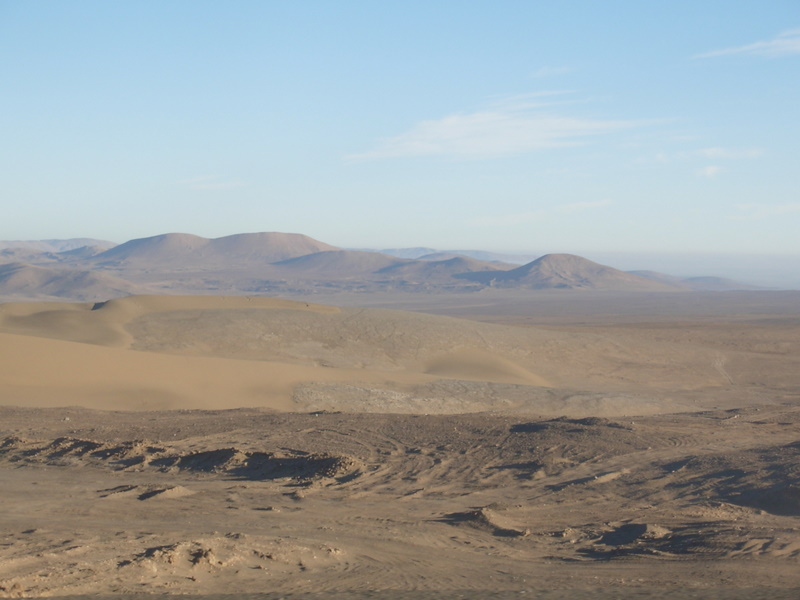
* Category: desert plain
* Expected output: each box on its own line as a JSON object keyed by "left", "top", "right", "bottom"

{"left": 1, "top": 285, "right": 800, "bottom": 598}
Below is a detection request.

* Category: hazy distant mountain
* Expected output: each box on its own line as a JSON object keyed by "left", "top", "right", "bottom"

{"left": 0, "top": 248, "right": 61, "bottom": 264}
{"left": 372, "top": 247, "right": 439, "bottom": 259}
{"left": 680, "top": 276, "right": 762, "bottom": 291}
{"left": 449, "top": 250, "right": 538, "bottom": 264}
{"left": 377, "top": 256, "right": 510, "bottom": 282}
{"left": 625, "top": 270, "right": 684, "bottom": 287}
{"left": 0, "top": 232, "right": 772, "bottom": 300}
{"left": 458, "top": 254, "right": 682, "bottom": 291}
{"left": 274, "top": 250, "right": 408, "bottom": 279}
{"left": 1, "top": 244, "right": 111, "bottom": 266}
{"left": 373, "top": 247, "right": 536, "bottom": 264}
{"left": 0, "top": 238, "right": 117, "bottom": 253}
{"left": 416, "top": 252, "right": 468, "bottom": 261}
{"left": 630, "top": 270, "right": 762, "bottom": 291}
{"left": 93, "top": 232, "right": 338, "bottom": 268}
{"left": 93, "top": 233, "right": 207, "bottom": 265}
{"left": 0, "top": 263, "right": 144, "bottom": 301}
{"left": 58, "top": 245, "right": 112, "bottom": 260}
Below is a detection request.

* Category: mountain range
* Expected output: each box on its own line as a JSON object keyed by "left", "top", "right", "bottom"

{"left": 0, "top": 232, "right": 761, "bottom": 301}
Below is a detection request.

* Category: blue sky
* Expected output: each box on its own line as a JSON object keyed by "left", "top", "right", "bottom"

{"left": 1, "top": 1, "right": 798, "bottom": 281}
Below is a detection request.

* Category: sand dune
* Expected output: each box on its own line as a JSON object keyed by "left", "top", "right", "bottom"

{"left": 0, "top": 296, "right": 448, "bottom": 411}
{"left": 2, "top": 293, "right": 797, "bottom": 416}
{"left": 0, "top": 330, "right": 445, "bottom": 411}
{"left": 2, "top": 294, "right": 556, "bottom": 411}
{"left": 0, "top": 295, "right": 337, "bottom": 346}
{"left": 423, "top": 348, "right": 552, "bottom": 386}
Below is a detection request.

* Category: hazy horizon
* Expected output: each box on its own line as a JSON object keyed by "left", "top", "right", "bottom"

{"left": 2, "top": 229, "right": 799, "bottom": 289}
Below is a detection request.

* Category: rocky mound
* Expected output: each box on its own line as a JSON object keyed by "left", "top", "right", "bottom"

{"left": 0, "top": 436, "right": 362, "bottom": 483}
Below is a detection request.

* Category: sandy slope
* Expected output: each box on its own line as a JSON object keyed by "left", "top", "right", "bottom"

{"left": 1, "top": 294, "right": 797, "bottom": 414}
{"left": 0, "top": 297, "right": 439, "bottom": 411}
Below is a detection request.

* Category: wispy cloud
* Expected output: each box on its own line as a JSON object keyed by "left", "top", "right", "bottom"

{"left": 470, "top": 199, "right": 612, "bottom": 227}
{"left": 694, "top": 147, "right": 764, "bottom": 159}
{"left": 697, "top": 165, "right": 723, "bottom": 178}
{"left": 688, "top": 147, "right": 764, "bottom": 178}
{"left": 696, "top": 28, "right": 800, "bottom": 58}
{"left": 638, "top": 146, "right": 763, "bottom": 168}
{"left": 176, "top": 176, "right": 245, "bottom": 191}
{"left": 730, "top": 202, "right": 800, "bottom": 220}
{"left": 348, "top": 95, "right": 643, "bottom": 161}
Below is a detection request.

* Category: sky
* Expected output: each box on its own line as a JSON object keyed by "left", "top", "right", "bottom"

{"left": 1, "top": 1, "right": 799, "bottom": 283}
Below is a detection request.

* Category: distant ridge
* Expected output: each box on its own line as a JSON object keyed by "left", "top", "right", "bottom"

{"left": 416, "top": 252, "right": 467, "bottom": 261}
{"left": 373, "top": 247, "right": 536, "bottom": 264}
{"left": 680, "top": 276, "right": 762, "bottom": 291}
{"left": 377, "top": 256, "right": 510, "bottom": 281}
{"left": 0, "top": 262, "right": 143, "bottom": 301}
{"left": 459, "top": 253, "right": 682, "bottom": 291}
{"left": 0, "top": 232, "right": 771, "bottom": 299}
{"left": 1, "top": 248, "right": 60, "bottom": 264}
{"left": 0, "top": 238, "right": 117, "bottom": 253}
{"left": 274, "top": 250, "right": 407, "bottom": 278}
{"left": 91, "top": 233, "right": 208, "bottom": 265}
{"left": 205, "top": 232, "right": 338, "bottom": 262}
{"left": 59, "top": 245, "right": 112, "bottom": 260}
{"left": 630, "top": 270, "right": 762, "bottom": 291}
{"left": 93, "top": 232, "right": 338, "bottom": 267}
{"left": 374, "top": 247, "right": 439, "bottom": 259}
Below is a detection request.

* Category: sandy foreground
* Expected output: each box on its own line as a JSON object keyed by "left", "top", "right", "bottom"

{"left": 1, "top": 294, "right": 799, "bottom": 597}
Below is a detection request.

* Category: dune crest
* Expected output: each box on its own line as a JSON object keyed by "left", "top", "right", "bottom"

{"left": 1, "top": 293, "right": 797, "bottom": 416}
{"left": 0, "top": 295, "right": 339, "bottom": 349}
{"left": 424, "top": 348, "right": 551, "bottom": 386}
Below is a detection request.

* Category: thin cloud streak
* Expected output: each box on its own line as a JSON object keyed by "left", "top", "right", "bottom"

{"left": 638, "top": 147, "right": 764, "bottom": 165}
{"left": 348, "top": 97, "right": 643, "bottom": 161}
{"left": 695, "top": 147, "right": 764, "bottom": 159}
{"left": 730, "top": 202, "right": 800, "bottom": 220}
{"left": 696, "top": 28, "right": 800, "bottom": 58}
